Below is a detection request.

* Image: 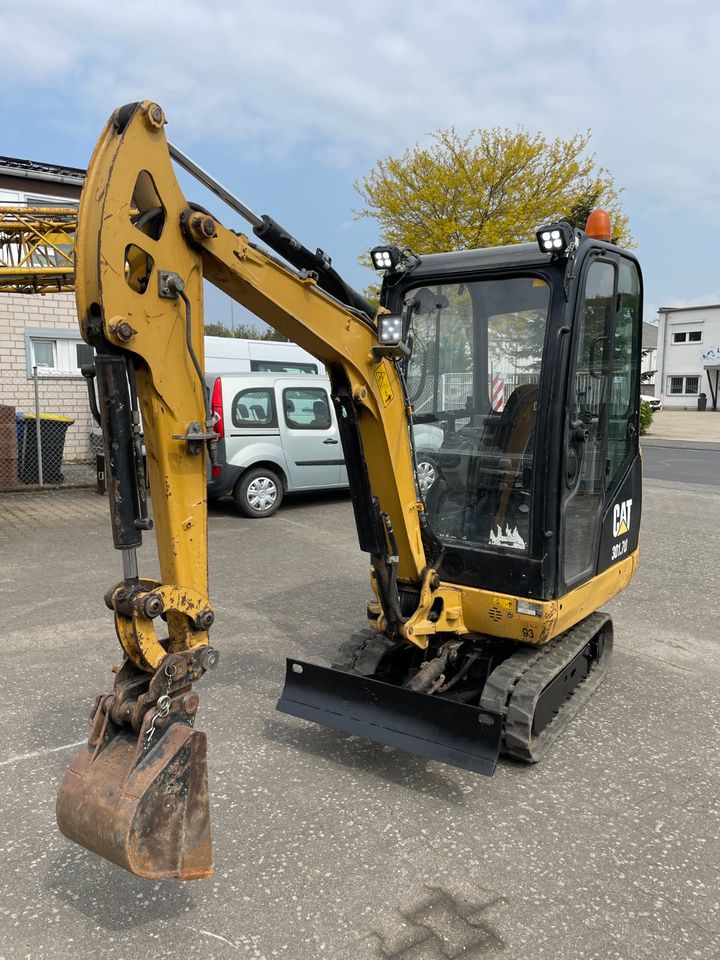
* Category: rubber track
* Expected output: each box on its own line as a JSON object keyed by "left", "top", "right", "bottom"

{"left": 331, "top": 629, "right": 396, "bottom": 674}
{"left": 479, "top": 611, "right": 613, "bottom": 763}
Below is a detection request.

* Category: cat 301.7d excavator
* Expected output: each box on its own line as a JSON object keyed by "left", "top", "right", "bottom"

{"left": 56, "top": 101, "right": 643, "bottom": 880}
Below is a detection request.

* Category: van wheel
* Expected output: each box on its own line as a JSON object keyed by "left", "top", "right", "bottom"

{"left": 234, "top": 468, "right": 283, "bottom": 518}
{"left": 415, "top": 455, "right": 437, "bottom": 494}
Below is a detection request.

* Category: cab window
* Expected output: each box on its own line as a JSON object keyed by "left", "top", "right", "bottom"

{"left": 283, "top": 388, "right": 332, "bottom": 429}
{"left": 231, "top": 388, "right": 277, "bottom": 428}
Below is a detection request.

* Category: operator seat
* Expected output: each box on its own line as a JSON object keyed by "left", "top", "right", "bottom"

{"left": 459, "top": 384, "right": 539, "bottom": 544}
{"left": 494, "top": 384, "right": 539, "bottom": 524}
{"left": 494, "top": 384, "right": 538, "bottom": 455}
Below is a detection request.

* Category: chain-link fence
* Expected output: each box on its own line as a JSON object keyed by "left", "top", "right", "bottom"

{"left": 0, "top": 366, "right": 96, "bottom": 491}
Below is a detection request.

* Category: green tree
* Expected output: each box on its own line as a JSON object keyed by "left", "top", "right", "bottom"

{"left": 203, "top": 321, "right": 290, "bottom": 342}
{"left": 640, "top": 348, "right": 656, "bottom": 384}
{"left": 639, "top": 399, "right": 653, "bottom": 435}
{"left": 355, "top": 128, "right": 630, "bottom": 255}
{"left": 204, "top": 322, "right": 232, "bottom": 337}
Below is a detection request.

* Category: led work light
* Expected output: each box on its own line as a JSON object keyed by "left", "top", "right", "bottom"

{"left": 536, "top": 221, "right": 574, "bottom": 256}
{"left": 370, "top": 245, "right": 402, "bottom": 272}
{"left": 377, "top": 313, "right": 403, "bottom": 345}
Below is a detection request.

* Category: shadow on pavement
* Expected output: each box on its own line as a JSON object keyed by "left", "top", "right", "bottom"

{"left": 263, "top": 716, "right": 469, "bottom": 805}
{"left": 208, "top": 488, "right": 351, "bottom": 519}
{"left": 46, "top": 849, "right": 196, "bottom": 930}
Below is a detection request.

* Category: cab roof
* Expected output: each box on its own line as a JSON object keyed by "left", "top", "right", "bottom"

{"left": 406, "top": 242, "right": 553, "bottom": 281}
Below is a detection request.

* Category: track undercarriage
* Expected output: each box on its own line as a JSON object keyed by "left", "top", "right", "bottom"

{"left": 277, "top": 612, "right": 613, "bottom": 774}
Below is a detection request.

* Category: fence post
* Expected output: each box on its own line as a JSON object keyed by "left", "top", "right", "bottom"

{"left": 33, "top": 365, "right": 43, "bottom": 485}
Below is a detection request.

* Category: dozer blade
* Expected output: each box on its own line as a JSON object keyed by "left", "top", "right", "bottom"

{"left": 276, "top": 659, "right": 503, "bottom": 776}
{"left": 56, "top": 721, "right": 212, "bottom": 880}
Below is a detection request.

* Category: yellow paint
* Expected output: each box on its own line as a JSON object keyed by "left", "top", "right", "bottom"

{"left": 457, "top": 549, "right": 638, "bottom": 644}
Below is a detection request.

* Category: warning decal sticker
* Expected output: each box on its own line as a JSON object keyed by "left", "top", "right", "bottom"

{"left": 374, "top": 362, "right": 394, "bottom": 407}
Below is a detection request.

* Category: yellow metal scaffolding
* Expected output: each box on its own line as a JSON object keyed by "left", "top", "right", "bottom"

{"left": 0, "top": 207, "right": 76, "bottom": 293}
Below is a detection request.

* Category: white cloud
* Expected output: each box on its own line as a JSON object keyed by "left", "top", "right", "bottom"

{"left": 1, "top": 0, "right": 719, "bottom": 221}
{"left": 651, "top": 293, "right": 720, "bottom": 311}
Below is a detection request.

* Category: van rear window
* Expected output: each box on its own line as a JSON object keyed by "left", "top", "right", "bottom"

{"left": 250, "top": 360, "right": 318, "bottom": 374}
{"left": 231, "top": 388, "right": 277, "bottom": 428}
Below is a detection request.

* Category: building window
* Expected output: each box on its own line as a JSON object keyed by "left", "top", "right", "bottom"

{"left": 669, "top": 375, "right": 699, "bottom": 395}
{"left": 29, "top": 335, "right": 94, "bottom": 376}
{"left": 31, "top": 339, "right": 56, "bottom": 368}
{"left": 76, "top": 342, "right": 94, "bottom": 368}
{"left": 672, "top": 330, "right": 702, "bottom": 343}
{"left": 688, "top": 331, "right": 702, "bottom": 342}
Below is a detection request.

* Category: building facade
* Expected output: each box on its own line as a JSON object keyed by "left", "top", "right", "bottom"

{"left": 656, "top": 304, "right": 720, "bottom": 409}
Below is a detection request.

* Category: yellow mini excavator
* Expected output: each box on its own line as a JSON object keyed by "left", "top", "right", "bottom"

{"left": 56, "top": 101, "right": 643, "bottom": 880}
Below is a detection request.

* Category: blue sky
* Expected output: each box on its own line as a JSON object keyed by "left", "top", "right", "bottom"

{"left": 3, "top": 0, "right": 719, "bottom": 326}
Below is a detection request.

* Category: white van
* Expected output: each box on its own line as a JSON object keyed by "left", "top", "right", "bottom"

{"left": 206, "top": 369, "right": 444, "bottom": 518}
{"left": 206, "top": 372, "right": 348, "bottom": 516}
{"left": 204, "top": 336, "right": 324, "bottom": 375}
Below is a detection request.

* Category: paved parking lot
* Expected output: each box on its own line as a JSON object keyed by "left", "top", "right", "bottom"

{"left": 1, "top": 479, "right": 719, "bottom": 960}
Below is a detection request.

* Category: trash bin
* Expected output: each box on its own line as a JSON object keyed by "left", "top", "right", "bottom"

{"left": 19, "top": 413, "right": 74, "bottom": 484}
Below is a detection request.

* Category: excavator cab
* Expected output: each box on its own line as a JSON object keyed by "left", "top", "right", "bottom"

{"left": 398, "top": 239, "right": 643, "bottom": 595}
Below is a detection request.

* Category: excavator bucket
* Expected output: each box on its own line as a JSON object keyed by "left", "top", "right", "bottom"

{"left": 56, "top": 720, "right": 212, "bottom": 880}
{"left": 276, "top": 659, "right": 504, "bottom": 776}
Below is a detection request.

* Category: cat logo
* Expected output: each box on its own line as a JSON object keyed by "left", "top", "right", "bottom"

{"left": 612, "top": 498, "right": 633, "bottom": 538}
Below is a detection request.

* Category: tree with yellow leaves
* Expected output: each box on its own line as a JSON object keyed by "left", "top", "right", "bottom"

{"left": 355, "top": 128, "right": 630, "bottom": 255}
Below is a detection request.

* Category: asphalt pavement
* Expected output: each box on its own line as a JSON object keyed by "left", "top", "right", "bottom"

{"left": 1, "top": 470, "right": 719, "bottom": 960}
{"left": 642, "top": 444, "right": 720, "bottom": 486}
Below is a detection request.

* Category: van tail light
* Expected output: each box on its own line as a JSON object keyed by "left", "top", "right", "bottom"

{"left": 211, "top": 464, "right": 221, "bottom": 478}
{"left": 210, "top": 377, "right": 224, "bottom": 440}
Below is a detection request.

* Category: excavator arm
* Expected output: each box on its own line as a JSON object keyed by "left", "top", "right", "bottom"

{"left": 57, "top": 101, "right": 462, "bottom": 879}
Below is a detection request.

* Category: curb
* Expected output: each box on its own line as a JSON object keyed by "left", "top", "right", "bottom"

{"left": 642, "top": 437, "right": 720, "bottom": 452}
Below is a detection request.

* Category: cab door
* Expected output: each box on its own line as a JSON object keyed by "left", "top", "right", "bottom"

{"left": 278, "top": 380, "right": 344, "bottom": 489}
{"left": 561, "top": 254, "right": 642, "bottom": 589}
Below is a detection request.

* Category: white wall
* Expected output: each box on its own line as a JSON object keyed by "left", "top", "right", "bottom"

{"left": 656, "top": 305, "right": 720, "bottom": 408}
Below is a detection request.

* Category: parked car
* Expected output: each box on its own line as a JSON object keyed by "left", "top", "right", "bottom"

{"left": 206, "top": 372, "right": 446, "bottom": 516}
{"left": 412, "top": 420, "right": 443, "bottom": 494}
{"left": 206, "top": 373, "right": 348, "bottom": 516}
{"left": 640, "top": 394, "right": 662, "bottom": 412}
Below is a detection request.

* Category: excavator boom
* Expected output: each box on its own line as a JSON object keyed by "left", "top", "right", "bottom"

{"left": 58, "top": 100, "right": 438, "bottom": 878}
